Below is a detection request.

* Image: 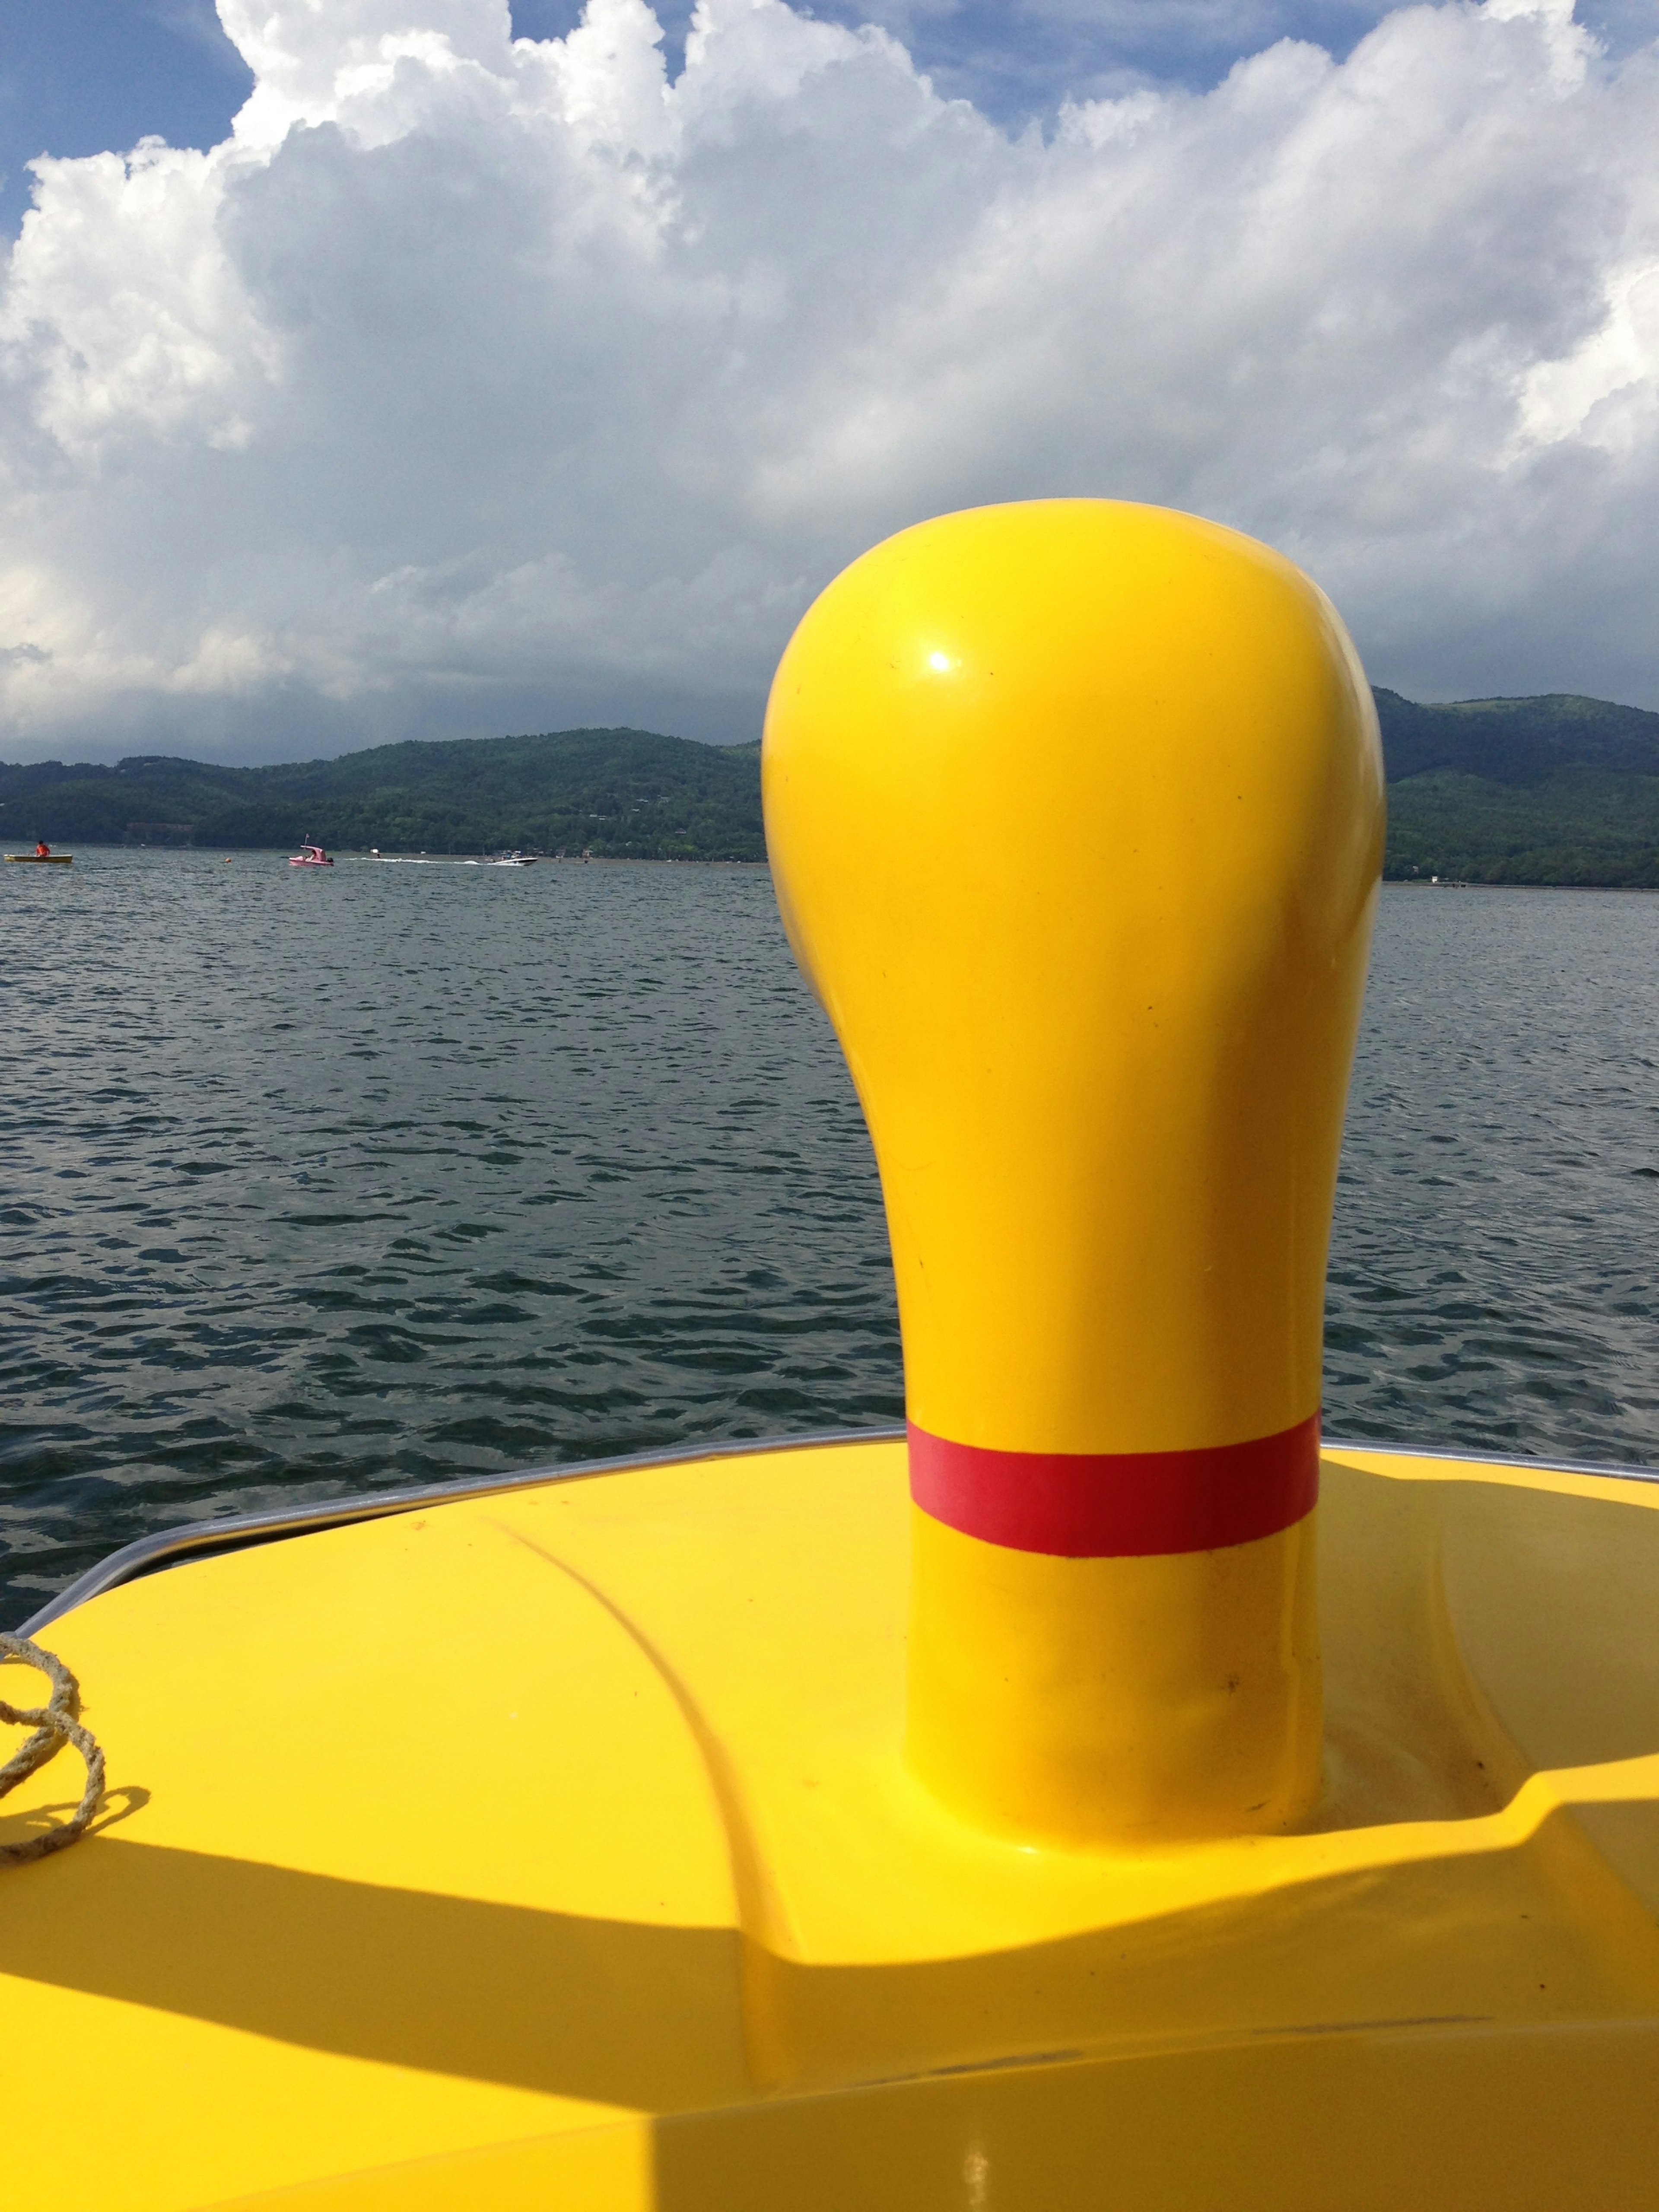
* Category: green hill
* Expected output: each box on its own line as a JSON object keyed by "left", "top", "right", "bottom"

{"left": 0, "top": 728, "right": 766, "bottom": 861}
{"left": 5, "top": 691, "right": 1658, "bottom": 882}
{"left": 1373, "top": 691, "right": 1659, "bottom": 886}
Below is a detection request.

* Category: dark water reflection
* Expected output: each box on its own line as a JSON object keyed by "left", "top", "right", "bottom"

{"left": 1328, "top": 887, "right": 1658, "bottom": 1464}
{"left": 3, "top": 854, "right": 1655, "bottom": 1624}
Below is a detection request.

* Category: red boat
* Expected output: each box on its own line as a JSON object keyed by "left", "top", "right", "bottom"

{"left": 288, "top": 842, "right": 334, "bottom": 868}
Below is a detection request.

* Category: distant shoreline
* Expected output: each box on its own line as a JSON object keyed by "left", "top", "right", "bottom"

{"left": 34, "top": 841, "right": 771, "bottom": 865}
{"left": 29, "top": 844, "right": 1659, "bottom": 891}
{"left": 7, "top": 695, "right": 1659, "bottom": 884}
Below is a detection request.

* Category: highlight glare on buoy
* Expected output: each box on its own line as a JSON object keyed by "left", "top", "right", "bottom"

{"left": 764, "top": 499, "right": 1385, "bottom": 1847}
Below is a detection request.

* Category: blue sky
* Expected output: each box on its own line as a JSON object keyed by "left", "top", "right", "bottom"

{"left": 0, "top": 2, "right": 248, "bottom": 236}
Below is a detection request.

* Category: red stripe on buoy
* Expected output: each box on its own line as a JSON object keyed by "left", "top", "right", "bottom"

{"left": 907, "top": 1413, "right": 1320, "bottom": 1557}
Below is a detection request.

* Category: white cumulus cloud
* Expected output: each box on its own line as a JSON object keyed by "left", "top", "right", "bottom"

{"left": 0, "top": 0, "right": 1655, "bottom": 761}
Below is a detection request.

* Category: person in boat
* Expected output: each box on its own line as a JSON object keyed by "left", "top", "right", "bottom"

{"left": 35, "top": 838, "right": 50, "bottom": 857}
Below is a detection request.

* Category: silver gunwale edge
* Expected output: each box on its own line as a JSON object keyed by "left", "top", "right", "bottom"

{"left": 17, "top": 1428, "right": 1659, "bottom": 1637}
{"left": 17, "top": 1424, "right": 906, "bottom": 1636}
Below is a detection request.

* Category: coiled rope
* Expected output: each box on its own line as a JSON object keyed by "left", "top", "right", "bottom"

{"left": 0, "top": 1632, "right": 106, "bottom": 1866}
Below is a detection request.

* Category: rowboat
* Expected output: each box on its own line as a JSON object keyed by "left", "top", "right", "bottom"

{"left": 5, "top": 502, "right": 1656, "bottom": 2212}
{"left": 5, "top": 852, "right": 72, "bottom": 863}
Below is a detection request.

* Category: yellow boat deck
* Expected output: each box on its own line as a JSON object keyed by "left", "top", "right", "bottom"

{"left": 5, "top": 1436, "right": 1658, "bottom": 2210}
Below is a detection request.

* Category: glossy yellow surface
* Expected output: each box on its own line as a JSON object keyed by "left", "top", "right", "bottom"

{"left": 905, "top": 1508, "right": 1322, "bottom": 1846}
{"left": 763, "top": 500, "right": 1382, "bottom": 1838}
{"left": 763, "top": 499, "right": 1383, "bottom": 1459}
{"left": 4, "top": 1438, "right": 1659, "bottom": 2209}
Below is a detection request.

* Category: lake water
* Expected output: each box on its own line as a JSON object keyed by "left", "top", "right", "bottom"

{"left": 4, "top": 852, "right": 1656, "bottom": 1627}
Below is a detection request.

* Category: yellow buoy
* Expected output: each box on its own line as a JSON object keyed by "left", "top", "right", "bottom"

{"left": 765, "top": 499, "right": 1382, "bottom": 1845}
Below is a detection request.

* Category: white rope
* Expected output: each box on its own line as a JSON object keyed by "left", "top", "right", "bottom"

{"left": 0, "top": 1632, "right": 106, "bottom": 1866}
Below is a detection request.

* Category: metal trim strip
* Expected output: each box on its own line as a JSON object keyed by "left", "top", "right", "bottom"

{"left": 17, "top": 1429, "right": 1657, "bottom": 1636}
{"left": 16, "top": 1425, "right": 906, "bottom": 1635}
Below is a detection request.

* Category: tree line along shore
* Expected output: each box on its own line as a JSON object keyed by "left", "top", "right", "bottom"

{"left": 4, "top": 693, "right": 1658, "bottom": 885}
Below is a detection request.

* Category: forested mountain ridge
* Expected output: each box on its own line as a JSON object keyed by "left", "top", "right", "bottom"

{"left": 1373, "top": 690, "right": 1659, "bottom": 885}
{"left": 1372, "top": 689, "right": 1659, "bottom": 783}
{"left": 0, "top": 728, "right": 766, "bottom": 862}
{"left": 4, "top": 692, "right": 1658, "bottom": 882}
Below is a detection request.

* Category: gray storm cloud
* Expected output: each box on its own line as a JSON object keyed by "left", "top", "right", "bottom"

{"left": 0, "top": 0, "right": 1655, "bottom": 760}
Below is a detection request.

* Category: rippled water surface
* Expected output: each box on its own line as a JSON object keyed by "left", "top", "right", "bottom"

{"left": 4, "top": 853, "right": 1656, "bottom": 1624}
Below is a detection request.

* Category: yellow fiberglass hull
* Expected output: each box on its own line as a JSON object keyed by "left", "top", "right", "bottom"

{"left": 5, "top": 852, "right": 73, "bottom": 862}
{"left": 3, "top": 1434, "right": 1659, "bottom": 2212}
